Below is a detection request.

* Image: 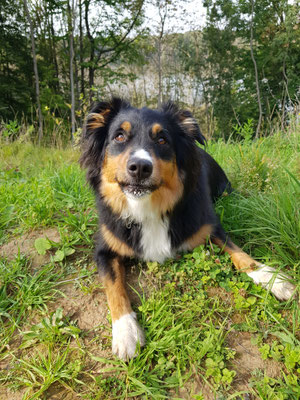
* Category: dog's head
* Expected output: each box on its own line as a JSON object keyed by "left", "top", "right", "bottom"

{"left": 80, "top": 98, "right": 205, "bottom": 214}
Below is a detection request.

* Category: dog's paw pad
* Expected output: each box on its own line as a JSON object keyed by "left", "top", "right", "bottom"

{"left": 112, "top": 312, "right": 145, "bottom": 360}
{"left": 248, "top": 264, "right": 296, "bottom": 301}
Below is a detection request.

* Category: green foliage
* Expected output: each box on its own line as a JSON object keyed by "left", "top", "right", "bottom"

{"left": 34, "top": 238, "right": 51, "bottom": 255}
{"left": 211, "top": 130, "right": 300, "bottom": 265}
{"left": 0, "top": 255, "right": 62, "bottom": 356}
{"left": 232, "top": 119, "right": 254, "bottom": 143}
{"left": 198, "top": 0, "right": 300, "bottom": 138}
{"left": 250, "top": 371, "right": 300, "bottom": 400}
{"left": 1, "top": 0, "right": 299, "bottom": 142}
{"left": 9, "top": 346, "right": 84, "bottom": 400}
{"left": 0, "top": 0, "right": 145, "bottom": 143}
{"left": 0, "top": 256, "right": 61, "bottom": 322}
{"left": 35, "top": 237, "right": 76, "bottom": 262}
{"left": 0, "top": 143, "right": 96, "bottom": 244}
{"left": 21, "top": 308, "right": 81, "bottom": 348}
{"left": 0, "top": 133, "right": 299, "bottom": 399}
{"left": 1, "top": 120, "right": 21, "bottom": 140}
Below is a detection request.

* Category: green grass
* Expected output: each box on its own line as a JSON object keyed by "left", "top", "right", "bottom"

{"left": 0, "top": 130, "right": 299, "bottom": 399}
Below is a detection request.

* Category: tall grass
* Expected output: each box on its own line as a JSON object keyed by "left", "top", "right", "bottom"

{"left": 208, "top": 129, "right": 300, "bottom": 268}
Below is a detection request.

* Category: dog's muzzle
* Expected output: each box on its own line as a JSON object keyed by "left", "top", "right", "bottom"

{"left": 127, "top": 157, "right": 153, "bottom": 180}
{"left": 120, "top": 157, "right": 155, "bottom": 198}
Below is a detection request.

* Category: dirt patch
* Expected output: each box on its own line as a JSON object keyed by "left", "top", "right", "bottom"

{"left": 42, "top": 384, "right": 81, "bottom": 400}
{"left": 175, "top": 376, "right": 216, "bottom": 400}
{"left": 227, "top": 331, "right": 282, "bottom": 393}
{"left": 0, "top": 378, "right": 80, "bottom": 400}
{"left": 51, "top": 280, "right": 109, "bottom": 331}
{"left": 0, "top": 228, "right": 60, "bottom": 268}
{"left": 206, "top": 286, "right": 234, "bottom": 305}
{"left": 0, "top": 387, "right": 26, "bottom": 400}
{"left": 50, "top": 262, "right": 149, "bottom": 332}
{"left": 175, "top": 331, "right": 283, "bottom": 399}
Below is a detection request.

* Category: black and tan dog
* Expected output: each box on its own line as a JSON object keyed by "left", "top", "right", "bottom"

{"left": 80, "top": 98, "right": 295, "bottom": 360}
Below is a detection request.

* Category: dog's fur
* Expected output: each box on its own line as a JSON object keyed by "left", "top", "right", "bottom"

{"left": 80, "top": 98, "right": 295, "bottom": 360}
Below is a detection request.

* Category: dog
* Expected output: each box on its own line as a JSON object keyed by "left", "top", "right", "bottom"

{"left": 80, "top": 98, "right": 295, "bottom": 360}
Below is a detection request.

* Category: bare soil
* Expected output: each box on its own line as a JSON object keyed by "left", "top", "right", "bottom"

{"left": 227, "top": 331, "right": 282, "bottom": 395}
{"left": 0, "top": 387, "right": 27, "bottom": 400}
{"left": 0, "top": 228, "right": 60, "bottom": 268}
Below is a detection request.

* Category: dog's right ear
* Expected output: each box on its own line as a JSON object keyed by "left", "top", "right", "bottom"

{"left": 80, "top": 97, "right": 129, "bottom": 189}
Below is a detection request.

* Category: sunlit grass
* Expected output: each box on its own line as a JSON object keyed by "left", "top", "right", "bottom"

{"left": 0, "top": 131, "right": 299, "bottom": 399}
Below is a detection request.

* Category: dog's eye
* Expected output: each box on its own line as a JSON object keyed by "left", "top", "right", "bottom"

{"left": 114, "top": 133, "right": 126, "bottom": 143}
{"left": 157, "top": 137, "right": 166, "bottom": 145}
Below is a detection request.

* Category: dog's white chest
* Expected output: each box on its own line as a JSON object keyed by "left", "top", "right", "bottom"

{"left": 124, "top": 196, "right": 172, "bottom": 263}
{"left": 140, "top": 214, "right": 172, "bottom": 263}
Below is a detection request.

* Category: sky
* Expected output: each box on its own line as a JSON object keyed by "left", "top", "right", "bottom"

{"left": 144, "top": 0, "right": 207, "bottom": 34}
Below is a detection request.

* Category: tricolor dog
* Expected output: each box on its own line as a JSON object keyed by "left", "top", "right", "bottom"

{"left": 80, "top": 98, "right": 295, "bottom": 360}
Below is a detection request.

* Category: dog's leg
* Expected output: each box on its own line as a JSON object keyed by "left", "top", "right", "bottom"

{"left": 211, "top": 226, "right": 296, "bottom": 301}
{"left": 96, "top": 251, "right": 145, "bottom": 359}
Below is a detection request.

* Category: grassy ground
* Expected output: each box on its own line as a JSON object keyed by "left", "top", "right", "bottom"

{"left": 0, "top": 129, "right": 299, "bottom": 399}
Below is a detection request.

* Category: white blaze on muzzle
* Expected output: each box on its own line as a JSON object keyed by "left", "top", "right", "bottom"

{"left": 132, "top": 149, "right": 153, "bottom": 164}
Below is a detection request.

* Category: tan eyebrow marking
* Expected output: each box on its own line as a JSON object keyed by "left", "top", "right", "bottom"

{"left": 152, "top": 123, "right": 163, "bottom": 136}
{"left": 120, "top": 121, "right": 131, "bottom": 132}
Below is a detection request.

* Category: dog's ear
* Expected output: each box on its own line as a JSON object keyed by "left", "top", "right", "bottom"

{"left": 80, "top": 97, "right": 130, "bottom": 189}
{"left": 177, "top": 109, "right": 206, "bottom": 146}
{"left": 162, "top": 101, "right": 206, "bottom": 146}
{"left": 84, "top": 98, "right": 128, "bottom": 136}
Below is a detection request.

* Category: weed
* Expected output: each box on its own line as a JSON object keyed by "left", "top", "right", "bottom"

{"left": 9, "top": 346, "right": 84, "bottom": 400}
{"left": 1, "top": 120, "right": 21, "bottom": 141}
{"left": 0, "top": 255, "right": 62, "bottom": 357}
{"left": 232, "top": 118, "right": 254, "bottom": 143}
{"left": 20, "top": 308, "right": 81, "bottom": 348}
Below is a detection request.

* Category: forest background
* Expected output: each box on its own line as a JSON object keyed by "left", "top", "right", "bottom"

{"left": 1, "top": 0, "right": 299, "bottom": 145}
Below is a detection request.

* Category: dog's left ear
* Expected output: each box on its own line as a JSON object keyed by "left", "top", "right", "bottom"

{"left": 162, "top": 102, "right": 206, "bottom": 146}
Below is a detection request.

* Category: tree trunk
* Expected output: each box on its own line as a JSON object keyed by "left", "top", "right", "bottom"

{"left": 156, "top": 1, "right": 168, "bottom": 108}
{"left": 50, "top": 12, "right": 60, "bottom": 91}
{"left": 250, "top": 0, "right": 262, "bottom": 138}
{"left": 79, "top": 0, "right": 85, "bottom": 98}
{"left": 74, "top": 54, "right": 80, "bottom": 109}
{"left": 68, "top": 0, "right": 76, "bottom": 141}
{"left": 142, "top": 65, "right": 148, "bottom": 104}
{"left": 23, "top": 0, "right": 43, "bottom": 143}
{"left": 84, "top": 0, "right": 95, "bottom": 104}
{"left": 157, "top": 36, "right": 162, "bottom": 107}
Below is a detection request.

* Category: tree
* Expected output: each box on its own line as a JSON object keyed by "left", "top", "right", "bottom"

{"left": 84, "top": 0, "right": 144, "bottom": 103}
{"left": 23, "top": 0, "right": 43, "bottom": 143}
{"left": 0, "top": 0, "right": 33, "bottom": 121}
{"left": 1, "top": 0, "right": 299, "bottom": 143}
{"left": 67, "top": 0, "right": 76, "bottom": 140}
{"left": 200, "top": 0, "right": 300, "bottom": 138}
{"left": 249, "top": 0, "right": 262, "bottom": 138}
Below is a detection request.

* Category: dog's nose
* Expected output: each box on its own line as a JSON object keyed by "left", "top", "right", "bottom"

{"left": 127, "top": 158, "right": 153, "bottom": 180}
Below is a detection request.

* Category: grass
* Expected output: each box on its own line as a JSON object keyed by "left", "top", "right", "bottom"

{"left": 0, "top": 129, "right": 299, "bottom": 399}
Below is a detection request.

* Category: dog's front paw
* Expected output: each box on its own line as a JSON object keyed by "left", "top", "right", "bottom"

{"left": 248, "top": 265, "right": 296, "bottom": 301}
{"left": 112, "top": 312, "right": 145, "bottom": 360}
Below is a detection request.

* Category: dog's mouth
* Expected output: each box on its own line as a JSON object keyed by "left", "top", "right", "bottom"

{"left": 120, "top": 183, "right": 157, "bottom": 198}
